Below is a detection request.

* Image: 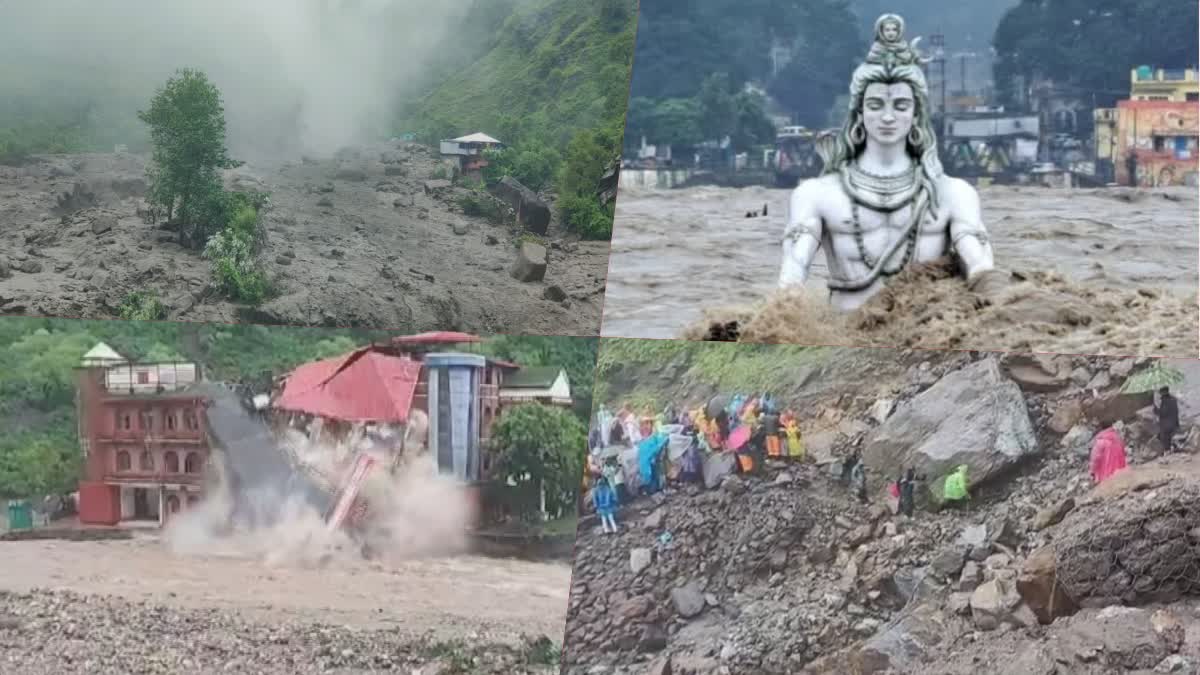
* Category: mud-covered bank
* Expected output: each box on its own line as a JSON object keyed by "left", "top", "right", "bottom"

{"left": 0, "top": 144, "right": 608, "bottom": 334}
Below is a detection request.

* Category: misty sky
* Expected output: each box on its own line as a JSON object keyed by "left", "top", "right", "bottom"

{"left": 0, "top": 0, "right": 474, "bottom": 158}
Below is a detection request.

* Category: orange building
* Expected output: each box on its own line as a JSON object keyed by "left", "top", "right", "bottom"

{"left": 1114, "top": 99, "right": 1199, "bottom": 187}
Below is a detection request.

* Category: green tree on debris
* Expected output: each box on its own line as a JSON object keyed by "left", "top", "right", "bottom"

{"left": 138, "top": 68, "right": 237, "bottom": 248}
{"left": 490, "top": 404, "right": 586, "bottom": 521}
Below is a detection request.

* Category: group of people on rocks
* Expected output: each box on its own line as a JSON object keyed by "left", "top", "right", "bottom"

{"left": 583, "top": 393, "right": 813, "bottom": 533}
{"left": 582, "top": 386, "right": 1186, "bottom": 532}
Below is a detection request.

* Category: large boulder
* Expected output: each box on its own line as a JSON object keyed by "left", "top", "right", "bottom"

{"left": 491, "top": 176, "right": 550, "bottom": 235}
{"left": 862, "top": 358, "right": 1037, "bottom": 500}
{"left": 1017, "top": 544, "right": 1079, "bottom": 624}
{"left": 510, "top": 242, "right": 547, "bottom": 282}
{"left": 1053, "top": 479, "right": 1200, "bottom": 606}
{"left": 850, "top": 603, "right": 960, "bottom": 674}
{"left": 1082, "top": 390, "right": 1153, "bottom": 427}
{"left": 423, "top": 179, "right": 453, "bottom": 197}
{"left": 1002, "top": 353, "right": 1072, "bottom": 392}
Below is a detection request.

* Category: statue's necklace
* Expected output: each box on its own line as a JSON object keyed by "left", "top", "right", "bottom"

{"left": 843, "top": 163, "right": 919, "bottom": 211}
{"left": 841, "top": 164, "right": 922, "bottom": 277}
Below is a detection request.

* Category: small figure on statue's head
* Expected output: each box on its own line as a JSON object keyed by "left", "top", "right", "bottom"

{"left": 866, "top": 14, "right": 913, "bottom": 67}
{"left": 877, "top": 14, "right": 903, "bottom": 45}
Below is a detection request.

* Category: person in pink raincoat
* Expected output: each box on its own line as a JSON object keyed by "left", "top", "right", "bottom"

{"left": 1090, "top": 422, "right": 1128, "bottom": 484}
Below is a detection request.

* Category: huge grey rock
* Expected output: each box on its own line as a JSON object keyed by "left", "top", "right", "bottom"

{"left": 862, "top": 358, "right": 1037, "bottom": 501}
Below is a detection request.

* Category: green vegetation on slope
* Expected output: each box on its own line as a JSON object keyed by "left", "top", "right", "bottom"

{"left": 593, "top": 338, "right": 829, "bottom": 413}
{"left": 0, "top": 318, "right": 596, "bottom": 500}
{"left": 402, "top": 0, "right": 634, "bottom": 154}
{"left": 402, "top": 0, "right": 635, "bottom": 239}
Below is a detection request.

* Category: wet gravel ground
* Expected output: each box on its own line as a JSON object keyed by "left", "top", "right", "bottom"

{"left": 0, "top": 590, "right": 561, "bottom": 674}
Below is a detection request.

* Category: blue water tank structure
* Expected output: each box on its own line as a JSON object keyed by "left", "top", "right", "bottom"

{"left": 423, "top": 353, "right": 486, "bottom": 482}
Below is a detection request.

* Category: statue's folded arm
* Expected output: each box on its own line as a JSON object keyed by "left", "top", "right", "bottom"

{"left": 778, "top": 182, "right": 824, "bottom": 288}
{"left": 946, "top": 179, "right": 996, "bottom": 280}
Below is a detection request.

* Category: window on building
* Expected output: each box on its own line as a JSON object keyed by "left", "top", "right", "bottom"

{"left": 184, "top": 452, "right": 202, "bottom": 474}
{"left": 184, "top": 409, "right": 197, "bottom": 430}
{"left": 1155, "top": 136, "right": 1166, "bottom": 152}
{"left": 137, "top": 371, "right": 150, "bottom": 385}
{"left": 164, "top": 451, "right": 180, "bottom": 474}
{"left": 116, "top": 450, "right": 132, "bottom": 472}
{"left": 166, "top": 413, "right": 176, "bottom": 431}
{"left": 1188, "top": 93, "right": 1199, "bottom": 102}
{"left": 166, "top": 495, "right": 181, "bottom": 514}
{"left": 139, "top": 450, "right": 154, "bottom": 471}
{"left": 122, "top": 413, "right": 132, "bottom": 430}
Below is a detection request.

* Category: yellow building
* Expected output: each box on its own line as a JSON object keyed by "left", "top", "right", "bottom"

{"left": 1129, "top": 67, "right": 1199, "bottom": 102}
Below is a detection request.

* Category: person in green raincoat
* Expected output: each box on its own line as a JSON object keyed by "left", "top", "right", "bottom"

{"left": 942, "top": 464, "right": 970, "bottom": 508}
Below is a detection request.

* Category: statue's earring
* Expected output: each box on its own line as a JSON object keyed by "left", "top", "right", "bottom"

{"left": 849, "top": 120, "right": 866, "bottom": 145}
{"left": 908, "top": 125, "right": 924, "bottom": 146}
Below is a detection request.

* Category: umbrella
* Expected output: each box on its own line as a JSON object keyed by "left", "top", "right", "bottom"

{"left": 1120, "top": 362, "right": 1185, "bottom": 394}
{"left": 727, "top": 425, "right": 751, "bottom": 450}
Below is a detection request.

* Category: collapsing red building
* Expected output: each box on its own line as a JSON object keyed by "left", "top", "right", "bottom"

{"left": 269, "top": 332, "right": 527, "bottom": 525}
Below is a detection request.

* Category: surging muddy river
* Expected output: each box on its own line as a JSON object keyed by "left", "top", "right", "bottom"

{"left": 601, "top": 183, "right": 1198, "bottom": 356}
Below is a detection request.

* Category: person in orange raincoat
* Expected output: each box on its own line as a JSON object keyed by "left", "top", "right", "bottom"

{"left": 1090, "top": 423, "right": 1128, "bottom": 484}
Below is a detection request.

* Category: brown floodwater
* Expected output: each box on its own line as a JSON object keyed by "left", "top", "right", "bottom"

{"left": 602, "top": 183, "right": 1198, "bottom": 357}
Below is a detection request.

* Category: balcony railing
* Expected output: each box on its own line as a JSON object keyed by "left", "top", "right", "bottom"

{"left": 101, "top": 430, "right": 205, "bottom": 443}
{"left": 102, "top": 469, "right": 205, "bottom": 485}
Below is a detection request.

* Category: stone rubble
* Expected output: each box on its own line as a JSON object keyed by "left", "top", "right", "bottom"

{"left": 0, "top": 590, "right": 558, "bottom": 674}
{"left": 565, "top": 352, "right": 1200, "bottom": 675}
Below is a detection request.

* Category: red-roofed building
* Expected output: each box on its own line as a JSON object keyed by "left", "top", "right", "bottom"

{"left": 274, "top": 348, "right": 422, "bottom": 423}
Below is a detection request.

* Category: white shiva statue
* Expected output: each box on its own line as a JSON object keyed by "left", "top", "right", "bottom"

{"left": 778, "top": 13, "right": 1008, "bottom": 311}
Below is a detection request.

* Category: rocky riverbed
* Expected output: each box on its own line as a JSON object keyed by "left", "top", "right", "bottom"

{"left": 0, "top": 144, "right": 608, "bottom": 334}
{"left": 0, "top": 589, "right": 560, "bottom": 674}
{"left": 564, "top": 350, "right": 1200, "bottom": 674}
{"left": 0, "top": 535, "right": 571, "bottom": 674}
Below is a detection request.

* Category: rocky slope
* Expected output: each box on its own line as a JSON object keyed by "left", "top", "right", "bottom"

{"left": 564, "top": 350, "right": 1200, "bottom": 674}
{"left": 0, "top": 144, "right": 607, "bottom": 334}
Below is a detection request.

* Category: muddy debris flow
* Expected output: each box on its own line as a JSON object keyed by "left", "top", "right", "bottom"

{"left": 0, "top": 535, "right": 571, "bottom": 673}
{"left": 0, "top": 144, "right": 608, "bottom": 334}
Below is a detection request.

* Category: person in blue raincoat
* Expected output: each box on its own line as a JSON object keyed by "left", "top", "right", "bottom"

{"left": 592, "top": 476, "right": 619, "bottom": 534}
